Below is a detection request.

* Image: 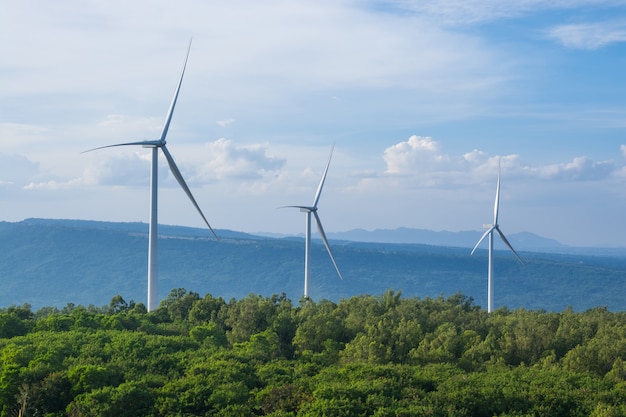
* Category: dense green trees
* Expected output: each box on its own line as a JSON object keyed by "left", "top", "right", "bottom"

{"left": 1, "top": 290, "right": 626, "bottom": 416}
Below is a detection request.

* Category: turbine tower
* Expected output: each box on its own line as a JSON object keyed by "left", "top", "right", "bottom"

{"left": 471, "top": 160, "right": 524, "bottom": 313}
{"left": 285, "top": 145, "right": 343, "bottom": 298}
{"left": 83, "top": 39, "right": 218, "bottom": 311}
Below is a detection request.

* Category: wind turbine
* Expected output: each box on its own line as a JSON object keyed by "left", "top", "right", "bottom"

{"left": 83, "top": 39, "right": 218, "bottom": 311}
{"left": 471, "top": 159, "right": 524, "bottom": 313}
{"left": 285, "top": 145, "right": 343, "bottom": 299}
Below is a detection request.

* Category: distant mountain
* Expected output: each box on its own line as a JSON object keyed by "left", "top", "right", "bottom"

{"left": 326, "top": 227, "right": 626, "bottom": 257}
{"left": 1, "top": 218, "right": 625, "bottom": 312}
{"left": 21, "top": 218, "right": 262, "bottom": 240}
{"left": 326, "top": 227, "right": 564, "bottom": 250}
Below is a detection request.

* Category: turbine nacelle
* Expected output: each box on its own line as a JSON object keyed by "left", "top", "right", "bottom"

{"left": 142, "top": 140, "right": 165, "bottom": 148}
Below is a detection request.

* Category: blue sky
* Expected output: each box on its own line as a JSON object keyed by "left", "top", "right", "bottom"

{"left": 1, "top": 0, "right": 625, "bottom": 247}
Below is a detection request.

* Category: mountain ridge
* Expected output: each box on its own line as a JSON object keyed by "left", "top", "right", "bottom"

{"left": 1, "top": 218, "right": 625, "bottom": 311}
{"left": 259, "top": 225, "right": 626, "bottom": 256}
{"left": 21, "top": 218, "right": 626, "bottom": 254}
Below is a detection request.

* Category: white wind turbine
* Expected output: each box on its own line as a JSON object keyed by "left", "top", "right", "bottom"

{"left": 83, "top": 39, "right": 218, "bottom": 311}
{"left": 471, "top": 160, "right": 524, "bottom": 313}
{"left": 285, "top": 145, "right": 343, "bottom": 298}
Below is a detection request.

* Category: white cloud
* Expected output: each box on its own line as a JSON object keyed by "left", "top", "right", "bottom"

{"left": 378, "top": 135, "right": 620, "bottom": 188}
{"left": 380, "top": 136, "right": 522, "bottom": 185}
{"left": 388, "top": 1, "right": 626, "bottom": 51}
{"left": 546, "top": 21, "right": 626, "bottom": 49}
{"left": 1, "top": 0, "right": 511, "bottom": 108}
{"left": 621, "top": 144, "right": 626, "bottom": 158}
{"left": 387, "top": 0, "right": 540, "bottom": 25}
{"left": 78, "top": 139, "right": 287, "bottom": 190}
{"left": 383, "top": 135, "right": 448, "bottom": 174}
{"left": 0, "top": 123, "right": 50, "bottom": 150}
{"left": 0, "top": 154, "right": 42, "bottom": 187}
{"left": 387, "top": 0, "right": 626, "bottom": 26}
{"left": 23, "top": 178, "right": 82, "bottom": 190}
{"left": 194, "top": 138, "right": 285, "bottom": 181}
{"left": 463, "top": 149, "right": 488, "bottom": 165}
{"left": 96, "top": 114, "right": 162, "bottom": 140}
{"left": 0, "top": 153, "right": 85, "bottom": 192}
{"left": 216, "top": 119, "right": 235, "bottom": 128}
{"left": 82, "top": 152, "right": 151, "bottom": 186}
{"left": 535, "top": 156, "right": 615, "bottom": 180}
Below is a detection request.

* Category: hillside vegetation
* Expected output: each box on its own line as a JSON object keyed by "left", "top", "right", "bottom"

{"left": 1, "top": 290, "right": 626, "bottom": 416}
{"left": 1, "top": 219, "right": 626, "bottom": 311}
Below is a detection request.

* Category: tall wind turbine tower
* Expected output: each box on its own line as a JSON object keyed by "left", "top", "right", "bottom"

{"left": 83, "top": 39, "right": 218, "bottom": 311}
{"left": 471, "top": 160, "right": 524, "bottom": 313}
{"left": 285, "top": 145, "right": 343, "bottom": 298}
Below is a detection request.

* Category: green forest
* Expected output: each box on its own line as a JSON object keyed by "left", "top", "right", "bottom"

{"left": 1, "top": 290, "right": 626, "bottom": 416}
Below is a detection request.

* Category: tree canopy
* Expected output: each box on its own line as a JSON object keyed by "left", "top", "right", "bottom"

{"left": 1, "top": 290, "right": 625, "bottom": 416}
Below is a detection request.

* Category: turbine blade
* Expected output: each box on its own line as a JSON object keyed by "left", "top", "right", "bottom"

{"left": 495, "top": 226, "right": 525, "bottom": 264}
{"left": 471, "top": 226, "right": 495, "bottom": 255}
{"left": 160, "top": 38, "right": 192, "bottom": 142}
{"left": 280, "top": 205, "right": 313, "bottom": 211}
{"left": 81, "top": 140, "right": 162, "bottom": 154}
{"left": 312, "top": 144, "right": 335, "bottom": 208}
{"left": 313, "top": 211, "right": 343, "bottom": 280}
{"left": 161, "top": 145, "right": 218, "bottom": 240}
{"left": 493, "top": 158, "right": 501, "bottom": 224}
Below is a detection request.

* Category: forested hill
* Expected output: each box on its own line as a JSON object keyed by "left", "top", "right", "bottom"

{"left": 1, "top": 292, "right": 626, "bottom": 416}
{"left": 1, "top": 218, "right": 625, "bottom": 311}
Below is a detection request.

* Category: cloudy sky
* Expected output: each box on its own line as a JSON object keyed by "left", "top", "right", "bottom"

{"left": 1, "top": 0, "right": 625, "bottom": 247}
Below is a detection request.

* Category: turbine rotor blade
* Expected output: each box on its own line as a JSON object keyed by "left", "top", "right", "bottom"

{"left": 493, "top": 159, "right": 501, "bottom": 225}
{"left": 160, "top": 38, "right": 192, "bottom": 142}
{"left": 280, "top": 205, "right": 313, "bottom": 211}
{"left": 495, "top": 226, "right": 525, "bottom": 264}
{"left": 81, "top": 140, "right": 162, "bottom": 154}
{"left": 312, "top": 144, "right": 335, "bottom": 208}
{"left": 471, "top": 226, "right": 495, "bottom": 255}
{"left": 313, "top": 211, "right": 343, "bottom": 280}
{"left": 161, "top": 145, "right": 218, "bottom": 240}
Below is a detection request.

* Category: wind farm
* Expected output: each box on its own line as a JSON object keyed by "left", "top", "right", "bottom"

{"left": 283, "top": 145, "right": 344, "bottom": 299}
{"left": 82, "top": 39, "right": 218, "bottom": 311}
{"left": 3, "top": 3, "right": 626, "bottom": 415}
{"left": 471, "top": 160, "right": 525, "bottom": 313}
{"left": 3, "top": 5, "right": 625, "bottom": 316}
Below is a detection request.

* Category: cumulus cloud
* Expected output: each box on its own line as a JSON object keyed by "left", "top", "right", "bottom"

{"left": 546, "top": 21, "right": 626, "bottom": 49}
{"left": 79, "top": 139, "right": 287, "bottom": 189}
{"left": 463, "top": 149, "right": 488, "bottom": 165}
{"left": 378, "top": 135, "right": 620, "bottom": 189}
{"left": 383, "top": 135, "right": 448, "bottom": 174}
{"left": 534, "top": 156, "right": 616, "bottom": 180}
{"left": 195, "top": 138, "right": 285, "bottom": 181}
{"left": 381, "top": 136, "right": 521, "bottom": 187}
